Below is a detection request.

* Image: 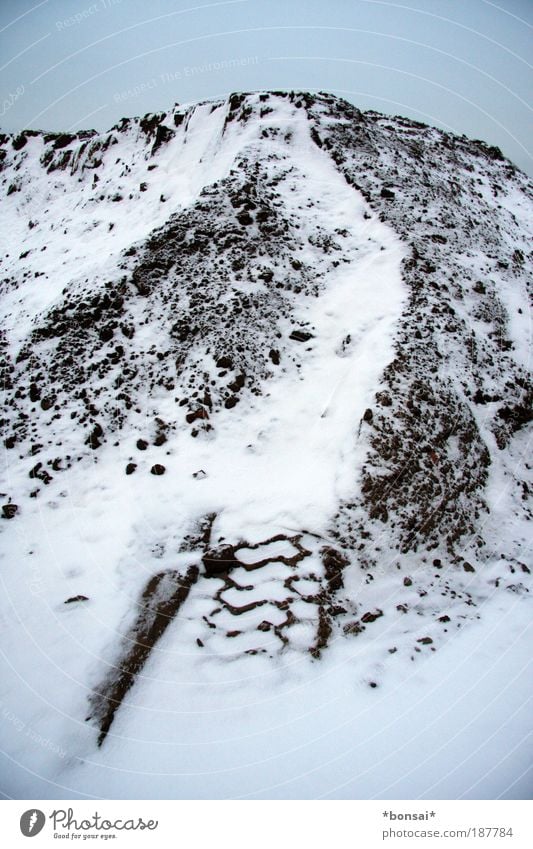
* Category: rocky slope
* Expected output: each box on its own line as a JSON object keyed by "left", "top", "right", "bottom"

{"left": 0, "top": 91, "right": 531, "bottom": 757}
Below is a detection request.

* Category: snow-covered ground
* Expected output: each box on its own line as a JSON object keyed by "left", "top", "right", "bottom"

{"left": 0, "top": 91, "right": 531, "bottom": 799}
{"left": 1, "top": 581, "right": 530, "bottom": 799}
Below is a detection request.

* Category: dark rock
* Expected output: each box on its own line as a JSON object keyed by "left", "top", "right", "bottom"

{"left": 150, "top": 464, "right": 166, "bottom": 475}
{"left": 289, "top": 329, "right": 314, "bottom": 343}
{"left": 186, "top": 408, "right": 209, "bottom": 424}
{"left": 40, "top": 396, "right": 55, "bottom": 411}
{"left": 380, "top": 187, "right": 395, "bottom": 200}
{"left": 151, "top": 124, "right": 175, "bottom": 155}
{"left": 86, "top": 423, "right": 103, "bottom": 450}
{"left": 216, "top": 355, "right": 233, "bottom": 369}
{"left": 343, "top": 620, "right": 364, "bottom": 635}
{"left": 29, "top": 383, "right": 41, "bottom": 403}
{"left": 361, "top": 609, "right": 383, "bottom": 623}
{"left": 363, "top": 408, "right": 373, "bottom": 423}
{"left": 203, "top": 545, "right": 240, "bottom": 576}
{"left": 136, "top": 439, "right": 148, "bottom": 450}
{"left": 53, "top": 134, "right": 76, "bottom": 150}
{"left": 2, "top": 504, "right": 18, "bottom": 519}
{"left": 376, "top": 391, "right": 392, "bottom": 406}
{"left": 237, "top": 212, "right": 253, "bottom": 226}
{"left": 463, "top": 561, "right": 475, "bottom": 572}
{"left": 29, "top": 462, "right": 52, "bottom": 484}
{"left": 12, "top": 134, "right": 27, "bottom": 151}
{"left": 321, "top": 546, "right": 348, "bottom": 591}
{"left": 64, "top": 595, "right": 89, "bottom": 604}
{"left": 125, "top": 463, "right": 137, "bottom": 475}
{"left": 99, "top": 325, "right": 114, "bottom": 343}
{"left": 228, "top": 373, "right": 246, "bottom": 392}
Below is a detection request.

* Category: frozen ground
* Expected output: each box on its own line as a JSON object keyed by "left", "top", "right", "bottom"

{"left": 0, "top": 91, "right": 531, "bottom": 799}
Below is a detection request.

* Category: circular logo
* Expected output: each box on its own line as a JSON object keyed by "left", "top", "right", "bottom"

{"left": 20, "top": 810, "right": 46, "bottom": 837}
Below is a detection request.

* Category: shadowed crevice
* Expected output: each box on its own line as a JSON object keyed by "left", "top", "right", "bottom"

{"left": 86, "top": 564, "right": 199, "bottom": 746}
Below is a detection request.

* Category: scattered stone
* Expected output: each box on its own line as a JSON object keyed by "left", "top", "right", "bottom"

{"left": 150, "top": 464, "right": 166, "bottom": 475}
{"left": 203, "top": 545, "right": 240, "bottom": 576}
{"left": 86, "top": 423, "right": 103, "bottom": 450}
{"left": 216, "top": 355, "right": 233, "bottom": 369}
{"left": 361, "top": 609, "right": 383, "bottom": 623}
{"left": 344, "top": 620, "right": 364, "bottom": 636}
{"left": 376, "top": 391, "right": 392, "bottom": 406}
{"left": 125, "top": 463, "right": 137, "bottom": 475}
{"left": 64, "top": 595, "right": 89, "bottom": 604}
{"left": 289, "top": 329, "right": 314, "bottom": 343}
{"left": 2, "top": 504, "right": 18, "bottom": 519}
{"left": 321, "top": 546, "right": 348, "bottom": 591}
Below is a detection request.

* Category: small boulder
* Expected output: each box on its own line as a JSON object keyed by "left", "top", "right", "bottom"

{"left": 289, "top": 329, "right": 314, "bottom": 343}
{"left": 203, "top": 545, "right": 240, "bottom": 576}
{"left": 216, "top": 355, "right": 233, "bottom": 370}
{"left": 361, "top": 609, "right": 383, "bottom": 624}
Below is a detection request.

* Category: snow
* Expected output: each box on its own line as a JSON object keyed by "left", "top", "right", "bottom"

{"left": 0, "top": 580, "right": 529, "bottom": 799}
{"left": 0, "top": 91, "right": 531, "bottom": 800}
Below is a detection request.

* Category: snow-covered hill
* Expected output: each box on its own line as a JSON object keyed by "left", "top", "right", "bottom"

{"left": 0, "top": 91, "right": 531, "bottom": 798}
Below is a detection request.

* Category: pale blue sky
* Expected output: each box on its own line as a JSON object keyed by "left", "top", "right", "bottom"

{"left": 0, "top": 0, "right": 531, "bottom": 174}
